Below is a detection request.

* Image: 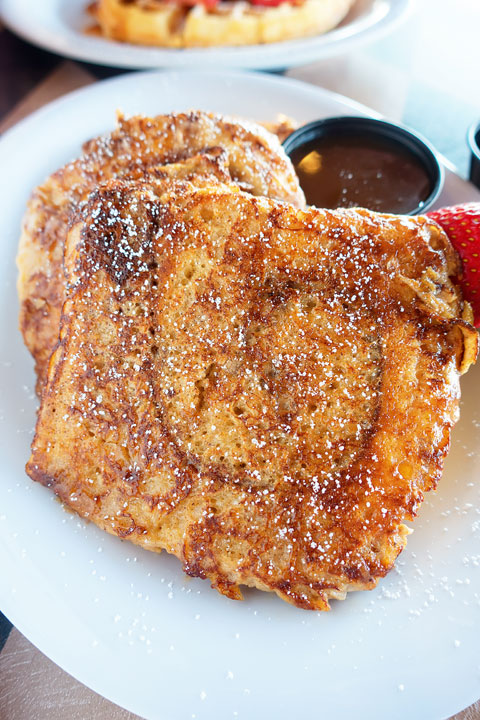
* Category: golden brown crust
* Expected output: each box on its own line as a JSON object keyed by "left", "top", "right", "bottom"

{"left": 262, "top": 114, "right": 298, "bottom": 144}
{"left": 94, "top": 0, "right": 356, "bottom": 48}
{"left": 17, "top": 112, "right": 305, "bottom": 392}
{"left": 26, "top": 181, "right": 477, "bottom": 610}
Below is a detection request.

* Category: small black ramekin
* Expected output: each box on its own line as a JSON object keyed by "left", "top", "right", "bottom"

{"left": 282, "top": 116, "right": 444, "bottom": 215}
{"left": 467, "top": 120, "right": 480, "bottom": 190}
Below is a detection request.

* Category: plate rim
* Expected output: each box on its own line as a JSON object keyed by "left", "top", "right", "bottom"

{"left": 0, "top": 0, "right": 414, "bottom": 69}
{"left": 0, "top": 68, "right": 382, "bottom": 151}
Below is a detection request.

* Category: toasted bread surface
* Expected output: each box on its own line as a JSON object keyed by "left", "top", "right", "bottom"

{"left": 17, "top": 112, "right": 305, "bottom": 391}
{"left": 27, "top": 180, "right": 477, "bottom": 610}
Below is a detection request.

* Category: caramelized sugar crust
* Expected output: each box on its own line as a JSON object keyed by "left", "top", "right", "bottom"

{"left": 17, "top": 112, "right": 304, "bottom": 391}
{"left": 27, "top": 180, "right": 477, "bottom": 609}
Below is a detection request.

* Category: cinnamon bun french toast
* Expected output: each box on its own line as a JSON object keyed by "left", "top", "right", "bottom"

{"left": 17, "top": 111, "right": 304, "bottom": 391}
{"left": 26, "top": 178, "right": 477, "bottom": 610}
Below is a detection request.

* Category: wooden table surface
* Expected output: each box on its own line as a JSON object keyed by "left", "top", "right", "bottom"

{"left": 0, "top": 0, "right": 479, "bottom": 717}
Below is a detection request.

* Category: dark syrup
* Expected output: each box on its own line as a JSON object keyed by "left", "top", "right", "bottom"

{"left": 291, "top": 134, "right": 432, "bottom": 213}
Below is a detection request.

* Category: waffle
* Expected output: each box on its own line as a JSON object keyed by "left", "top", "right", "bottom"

{"left": 93, "top": 0, "right": 356, "bottom": 47}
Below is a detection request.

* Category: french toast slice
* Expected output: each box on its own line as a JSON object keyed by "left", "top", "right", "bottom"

{"left": 27, "top": 179, "right": 477, "bottom": 610}
{"left": 17, "top": 111, "right": 305, "bottom": 391}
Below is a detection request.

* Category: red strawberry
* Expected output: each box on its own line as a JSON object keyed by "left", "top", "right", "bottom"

{"left": 249, "top": 0, "right": 290, "bottom": 6}
{"left": 427, "top": 202, "right": 480, "bottom": 327}
{"left": 171, "top": 0, "right": 219, "bottom": 8}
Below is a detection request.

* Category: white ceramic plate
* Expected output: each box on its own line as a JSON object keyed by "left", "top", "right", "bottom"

{"left": 1, "top": 70, "right": 480, "bottom": 720}
{"left": 0, "top": 0, "right": 412, "bottom": 70}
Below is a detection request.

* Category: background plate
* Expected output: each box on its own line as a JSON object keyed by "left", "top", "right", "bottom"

{"left": 0, "top": 70, "right": 479, "bottom": 720}
{"left": 0, "top": 0, "right": 412, "bottom": 70}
